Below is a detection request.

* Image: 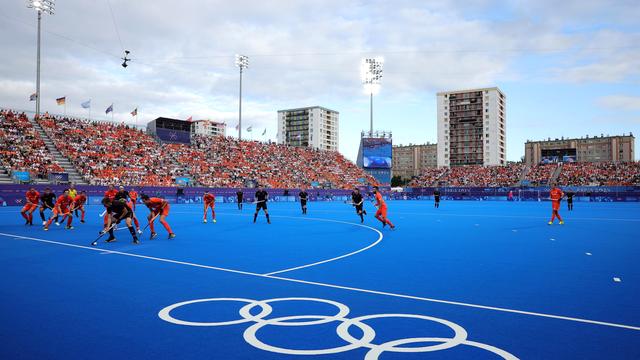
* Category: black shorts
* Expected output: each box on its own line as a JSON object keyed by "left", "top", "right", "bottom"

{"left": 435, "top": 196, "right": 440, "bottom": 202}
{"left": 256, "top": 202, "right": 268, "bottom": 211}
{"left": 355, "top": 204, "right": 364, "bottom": 213}
{"left": 113, "top": 212, "right": 133, "bottom": 221}
{"left": 301, "top": 200, "right": 307, "bottom": 206}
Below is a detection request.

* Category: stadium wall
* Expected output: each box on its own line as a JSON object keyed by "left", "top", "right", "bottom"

{"left": 0, "top": 184, "right": 638, "bottom": 206}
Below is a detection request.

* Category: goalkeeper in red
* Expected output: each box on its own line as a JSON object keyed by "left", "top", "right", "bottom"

{"left": 548, "top": 184, "right": 565, "bottom": 225}
{"left": 373, "top": 186, "right": 395, "bottom": 229}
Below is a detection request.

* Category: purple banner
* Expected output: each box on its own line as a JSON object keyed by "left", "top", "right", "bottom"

{"left": 155, "top": 127, "right": 191, "bottom": 144}
{"left": 1, "top": 184, "right": 639, "bottom": 206}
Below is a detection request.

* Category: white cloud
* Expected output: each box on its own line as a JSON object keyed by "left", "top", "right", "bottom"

{"left": 597, "top": 95, "right": 640, "bottom": 111}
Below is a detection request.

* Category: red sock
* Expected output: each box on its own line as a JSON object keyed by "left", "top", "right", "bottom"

{"left": 133, "top": 217, "right": 140, "bottom": 229}
{"left": 67, "top": 216, "right": 72, "bottom": 226}
{"left": 160, "top": 219, "right": 173, "bottom": 233}
{"left": 81, "top": 211, "right": 85, "bottom": 221}
{"left": 149, "top": 220, "right": 155, "bottom": 232}
{"left": 386, "top": 219, "right": 394, "bottom": 227}
{"left": 21, "top": 212, "right": 29, "bottom": 221}
{"left": 212, "top": 209, "right": 216, "bottom": 219}
{"left": 556, "top": 212, "right": 563, "bottom": 222}
{"left": 28, "top": 213, "right": 33, "bottom": 222}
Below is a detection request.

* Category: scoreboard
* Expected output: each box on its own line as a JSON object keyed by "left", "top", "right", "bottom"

{"left": 147, "top": 117, "right": 191, "bottom": 144}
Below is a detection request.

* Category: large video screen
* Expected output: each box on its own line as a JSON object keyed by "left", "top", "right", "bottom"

{"left": 540, "top": 148, "right": 576, "bottom": 164}
{"left": 362, "top": 137, "right": 392, "bottom": 169}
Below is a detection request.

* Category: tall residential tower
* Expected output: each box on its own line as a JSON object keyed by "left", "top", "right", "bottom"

{"left": 277, "top": 106, "right": 339, "bottom": 151}
{"left": 437, "top": 87, "right": 506, "bottom": 167}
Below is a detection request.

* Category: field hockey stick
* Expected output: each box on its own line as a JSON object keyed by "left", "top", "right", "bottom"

{"left": 252, "top": 200, "right": 266, "bottom": 204}
{"left": 140, "top": 212, "right": 161, "bottom": 234}
{"left": 91, "top": 223, "right": 117, "bottom": 246}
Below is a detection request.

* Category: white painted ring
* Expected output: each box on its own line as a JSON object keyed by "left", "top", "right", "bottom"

{"left": 158, "top": 297, "right": 271, "bottom": 326}
{"left": 364, "top": 337, "right": 519, "bottom": 360}
{"left": 243, "top": 314, "right": 376, "bottom": 355}
{"left": 336, "top": 313, "right": 468, "bottom": 353}
{"left": 239, "top": 297, "right": 350, "bottom": 326}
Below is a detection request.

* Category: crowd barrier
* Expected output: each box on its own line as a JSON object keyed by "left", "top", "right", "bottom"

{"left": 0, "top": 184, "right": 638, "bottom": 207}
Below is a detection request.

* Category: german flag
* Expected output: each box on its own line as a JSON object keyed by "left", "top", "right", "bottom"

{"left": 56, "top": 96, "right": 66, "bottom": 105}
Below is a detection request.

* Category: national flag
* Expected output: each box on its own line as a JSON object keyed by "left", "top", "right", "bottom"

{"left": 81, "top": 100, "right": 91, "bottom": 109}
{"left": 186, "top": 116, "right": 192, "bottom": 122}
{"left": 105, "top": 104, "right": 113, "bottom": 114}
{"left": 56, "top": 97, "right": 66, "bottom": 105}
{"left": 262, "top": 128, "right": 266, "bottom": 136}
{"left": 29, "top": 93, "right": 37, "bottom": 101}
{"left": 131, "top": 108, "right": 138, "bottom": 116}
{"left": 246, "top": 126, "right": 253, "bottom": 132}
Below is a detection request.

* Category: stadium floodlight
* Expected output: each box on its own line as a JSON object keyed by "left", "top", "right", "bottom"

{"left": 361, "top": 57, "right": 383, "bottom": 136}
{"left": 26, "top": 0, "right": 55, "bottom": 119}
{"left": 235, "top": 54, "right": 249, "bottom": 141}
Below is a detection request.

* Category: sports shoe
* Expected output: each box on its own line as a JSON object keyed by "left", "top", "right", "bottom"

{"left": 106, "top": 237, "right": 116, "bottom": 243}
{"left": 55, "top": 222, "right": 60, "bottom": 226}
{"left": 24, "top": 219, "right": 29, "bottom": 225}
{"left": 66, "top": 226, "right": 74, "bottom": 230}
{"left": 43, "top": 226, "right": 49, "bottom": 231}
{"left": 548, "top": 221, "right": 553, "bottom": 225}
{"left": 203, "top": 219, "right": 207, "bottom": 223}
{"left": 80, "top": 220, "right": 85, "bottom": 223}
{"left": 213, "top": 219, "right": 217, "bottom": 223}
{"left": 137, "top": 229, "right": 143, "bottom": 234}
{"left": 168, "top": 233, "right": 176, "bottom": 239}
{"left": 150, "top": 232, "right": 158, "bottom": 240}
{"left": 133, "top": 238, "right": 140, "bottom": 245}
{"left": 42, "top": 221, "right": 47, "bottom": 226}
{"left": 559, "top": 221, "right": 565, "bottom": 225}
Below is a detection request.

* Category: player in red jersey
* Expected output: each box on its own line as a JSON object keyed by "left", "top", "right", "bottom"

{"left": 203, "top": 191, "right": 216, "bottom": 223}
{"left": 141, "top": 194, "right": 175, "bottom": 239}
{"left": 20, "top": 187, "right": 40, "bottom": 225}
{"left": 104, "top": 185, "right": 118, "bottom": 200}
{"left": 44, "top": 189, "right": 74, "bottom": 230}
{"left": 548, "top": 184, "right": 565, "bottom": 225}
{"left": 373, "top": 186, "right": 395, "bottom": 229}
{"left": 73, "top": 191, "right": 88, "bottom": 223}
{"left": 129, "top": 188, "right": 138, "bottom": 211}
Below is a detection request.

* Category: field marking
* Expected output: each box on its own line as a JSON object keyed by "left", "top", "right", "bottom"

{"left": 171, "top": 211, "right": 384, "bottom": 276}
{"left": 1, "top": 231, "right": 640, "bottom": 332}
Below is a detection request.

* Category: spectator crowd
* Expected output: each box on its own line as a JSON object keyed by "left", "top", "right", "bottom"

{"left": 1, "top": 110, "right": 639, "bottom": 188}
{"left": 0, "top": 110, "right": 63, "bottom": 179}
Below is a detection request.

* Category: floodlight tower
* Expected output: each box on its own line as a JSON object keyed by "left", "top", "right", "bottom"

{"left": 235, "top": 54, "right": 249, "bottom": 140}
{"left": 361, "top": 57, "right": 383, "bottom": 136}
{"left": 27, "top": 0, "right": 55, "bottom": 119}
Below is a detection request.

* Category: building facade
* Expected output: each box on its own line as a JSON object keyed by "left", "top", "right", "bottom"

{"left": 392, "top": 143, "right": 437, "bottom": 180}
{"left": 525, "top": 134, "right": 635, "bottom": 165}
{"left": 277, "top": 106, "right": 339, "bottom": 151}
{"left": 191, "top": 120, "right": 226, "bottom": 137}
{"left": 437, "top": 87, "right": 506, "bottom": 167}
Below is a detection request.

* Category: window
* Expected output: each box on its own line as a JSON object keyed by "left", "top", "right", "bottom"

{"left": 486, "top": 140, "right": 490, "bottom": 144}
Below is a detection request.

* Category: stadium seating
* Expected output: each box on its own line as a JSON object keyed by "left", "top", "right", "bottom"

{"left": 557, "top": 162, "right": 640, "bottom": 186}
{"left": 2, "top": 110, "right": 638, "bottom": 188}
{"left": 36, "top": 114, "right": 375, "bottom": 188}
{"left": 0, "top": 110, "right": 64, "bottom": 179}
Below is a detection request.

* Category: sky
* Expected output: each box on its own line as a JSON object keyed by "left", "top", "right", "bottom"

{"left": 1, "top": 0, "right": 639, "bottom": 162}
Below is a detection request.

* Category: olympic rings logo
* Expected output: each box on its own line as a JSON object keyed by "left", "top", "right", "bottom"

{"left": 158, "top": 297, "right": 519, "bottom": 359}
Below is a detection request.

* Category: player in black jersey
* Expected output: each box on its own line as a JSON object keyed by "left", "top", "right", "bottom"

{"left": 101, "top": 197, "right": 139, "bottom": 244}
{"left": 299, "top": 188, "right": 309, "bottom": 214}
{"left": 566, "top": 191, "right": 574, "bottom": 211}
{"left": 236, "top": 189, "right": 244, "bottom": 210}
{"left": 253, "top": 186, "right": 271, "bottom": 224}
{"left": 39, "top": 188, "right": 57, "bottom": 225}
{"left": 433, "top": 189, "right": 441, "bottom": 208}
{"left": 351, "top": 188, "right": 367, "bottom": 223}
{"left": 114, "top": 186, "right": 129, "bottom": 202}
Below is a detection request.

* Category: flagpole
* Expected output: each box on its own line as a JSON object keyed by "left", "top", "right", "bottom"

{"left": 64, "top": 99, "right": 66, "bottom": 117}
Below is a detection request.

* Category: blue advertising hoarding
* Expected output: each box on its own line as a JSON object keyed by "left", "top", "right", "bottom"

{"left": 360, "top": 137, "right": 392, "bottom": 184}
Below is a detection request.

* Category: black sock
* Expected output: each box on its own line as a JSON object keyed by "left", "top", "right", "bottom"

{"left": 266, "top": 214, "right": 271, "bottom": 222}
{"left": 40, "top": 211, "right": 45, "bottom": 221}
{"left": 253, "top": 213, "right": 258, "bottom": 222}
{"left": 359, "top": 213, "right": 364, "bottom": 221}
{"left": 128, "top": 226, "right": 138, "bottom": 239}
{"left": 109, "top": 228, "right": 115, "bottom": 238}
